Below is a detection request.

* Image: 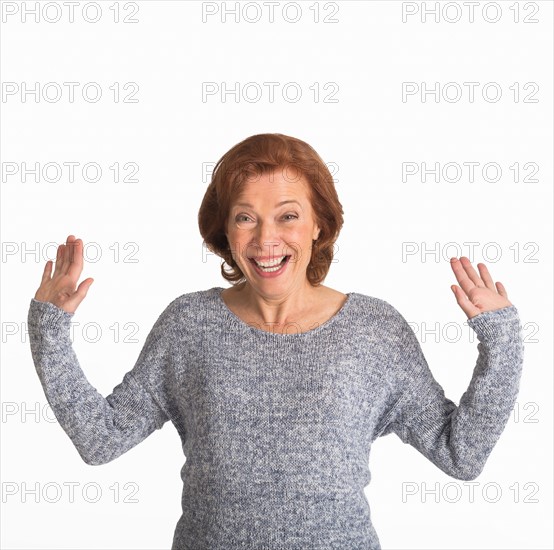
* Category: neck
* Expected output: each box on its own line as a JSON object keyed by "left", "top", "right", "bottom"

{"left": 235, "top": 280, "right": 319, "bottom": 327}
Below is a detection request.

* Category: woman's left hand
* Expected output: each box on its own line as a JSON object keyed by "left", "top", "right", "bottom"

{"left": 450, "top": 257, "right": 513, "bottom": 319}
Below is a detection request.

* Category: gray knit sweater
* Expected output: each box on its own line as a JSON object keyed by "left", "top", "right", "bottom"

{"left": 27, "top": 286, "right": 524, "bottom": 550}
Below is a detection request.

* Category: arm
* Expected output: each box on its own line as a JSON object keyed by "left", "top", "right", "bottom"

{"left": 378, "top": 303, "right": 524, "bottom": 481}
{"left": 28, "top": 234, "right": 171, "bottom": 465}
{"left": 28, "top": 297, "right": 171, "bottom": 466}
{"left": 377, "top": 256, "right": 524, "bottom": 480}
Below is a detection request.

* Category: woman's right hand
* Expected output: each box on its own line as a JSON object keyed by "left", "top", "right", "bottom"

{"left": 34, "top": 234, "right": 94, "bottom": 314}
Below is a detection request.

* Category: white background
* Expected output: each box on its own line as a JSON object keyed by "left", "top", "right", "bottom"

{"left": 1, "top": 1, "right": 552, "bottom": 548}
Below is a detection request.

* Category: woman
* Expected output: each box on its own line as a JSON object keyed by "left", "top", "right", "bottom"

{"left": 28, "top": 133, "right": 524, "bottom": 549}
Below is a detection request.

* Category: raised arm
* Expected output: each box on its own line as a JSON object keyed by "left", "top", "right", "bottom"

{"left": 28, "top": 235, "right": 171, "bottom": 465}
{"left": 377, "top": 257, "right": 524, "bottom": 480}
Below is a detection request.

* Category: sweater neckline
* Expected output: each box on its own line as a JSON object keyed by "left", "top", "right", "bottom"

{"left": 213, "top": 286, "right": 355, "bottom": 338}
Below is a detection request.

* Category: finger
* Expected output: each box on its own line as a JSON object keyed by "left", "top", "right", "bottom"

{"left": 496, "top": 281, "right": 509, "bottom": 298}
{"left": 53, "top": 244, "right": 66, "bottom": 277}
{"left": 459, "top": 256, "right": 485, "bottom": 287}
{"left": 450, "top": 257, "right": 478, "bottom": 297}
{"left": 476, "top": 262, "right": 496, "bottom": 292}
{"left": 41, "top": 260, "right": 53, "bottom": 283}
{"left": 63, "top": 235, "right": 78, "bottom": 276}
{"left": 67, "top": 237, "right": 84, "bottom": 280}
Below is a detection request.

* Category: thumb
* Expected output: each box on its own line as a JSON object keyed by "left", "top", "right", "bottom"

{"left": 496, "top": 281, "right": 508, "bottom": 298}
{"left": 76, "top": 278, "right": 94, "bottom": 301}
{"left": 451, "top": 284, "right": 479, "bottom": 319}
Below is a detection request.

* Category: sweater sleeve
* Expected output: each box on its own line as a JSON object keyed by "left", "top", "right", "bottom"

{"left": 376, "top": 304, "right": 524, "bottom": 481}
{"left": 27, "top": 298, "right": 172, "bottom": 466}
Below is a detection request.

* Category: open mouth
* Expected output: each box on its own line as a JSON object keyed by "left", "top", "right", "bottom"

{"left": 249, "top": 255, "right": 291, "bottom": 273}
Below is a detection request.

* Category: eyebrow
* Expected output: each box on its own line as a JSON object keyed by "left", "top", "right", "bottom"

{"left": 234, "top": 200, "right": 302, "bottom": 208}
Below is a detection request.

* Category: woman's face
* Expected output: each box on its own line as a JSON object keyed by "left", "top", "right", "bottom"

{"left": 225, "top": 168, "right": 321, "bottom": 296}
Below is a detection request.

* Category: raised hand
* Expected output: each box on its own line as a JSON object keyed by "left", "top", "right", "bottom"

{"left": 34, "top": 234, "right": 94, "bottom": 314}
{"left": 449, "top": 257, "right": 512, "bottom": 319}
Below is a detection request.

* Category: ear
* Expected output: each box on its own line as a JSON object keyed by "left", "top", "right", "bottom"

{"left": 313, "top": 226, "right": 321, "bottom": 241}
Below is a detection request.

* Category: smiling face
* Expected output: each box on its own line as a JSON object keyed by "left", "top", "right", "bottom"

{"left": 225, "top": 167, "right": 321, "bottom": 296}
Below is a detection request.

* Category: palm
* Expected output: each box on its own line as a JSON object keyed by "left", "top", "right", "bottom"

{"left": 450, "top": 257, "right": 512, "bottom": 319}
{"left": 34, "top": 234, "right": 94, "bottom": 314}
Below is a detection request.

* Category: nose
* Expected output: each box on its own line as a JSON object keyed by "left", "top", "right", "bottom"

{"left": 254, "top": 220, "right": 280, "bottom": 255}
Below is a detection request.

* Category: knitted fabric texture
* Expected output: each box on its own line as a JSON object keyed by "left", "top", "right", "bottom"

{"left": 27, "top": 287, "right": 524, "bottom": 549}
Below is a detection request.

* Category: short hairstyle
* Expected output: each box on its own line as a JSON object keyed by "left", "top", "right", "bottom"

{"left": 198, "top": 133, "right": 344, "bottom": 286}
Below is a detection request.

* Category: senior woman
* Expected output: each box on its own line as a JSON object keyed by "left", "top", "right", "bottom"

{"left": 28, "top": 133, "right": 524, "bottom": 550}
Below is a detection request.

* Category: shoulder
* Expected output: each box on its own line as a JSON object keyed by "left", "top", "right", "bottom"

{"left": 151, "top": 287, "right": 220, "bottom": 328}
{"left": 169, "top": 287, "right": 217, "bottom": 308}
{"left": 320, "top": 285, "right": 401, "bottom": 321}
{"left": 350, "top": 292, "right": 409, "bottom": 327}
{"left": 347, "top": 292, "right": 417, "bottom": 348}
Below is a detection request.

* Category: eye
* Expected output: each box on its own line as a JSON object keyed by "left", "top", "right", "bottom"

{"left": 283, "top": 214, "right": 298, "bottom": 221}
{"left": 235, "top": 214, "right": 252, "bottom": 222}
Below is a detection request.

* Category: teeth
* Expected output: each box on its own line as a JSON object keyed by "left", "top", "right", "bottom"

{"left": 254, "top": 256, "right": 285, "bottom": 268}
{"left": 257, "top": 263, "right": 283, "bottom": 273}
